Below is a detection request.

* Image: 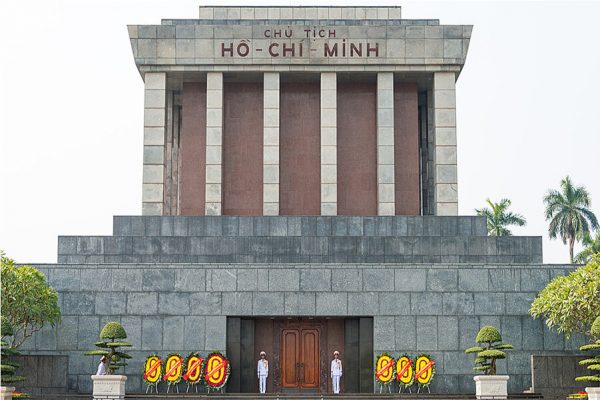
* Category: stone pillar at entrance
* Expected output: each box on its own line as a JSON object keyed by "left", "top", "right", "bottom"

{"left": 263, "top": 72, "right": 280, "bottom": 215}
{"left": 142, "top": 72, "right": 166, "bottom": 215}
{"left": 433, "top": 72, "right": 458, "bottom": 215}
{"left": 205, "top": 72, "right": 224, "bottom": 215}
{"left": 320, "top": 72, "right": 337, "bottom": 215}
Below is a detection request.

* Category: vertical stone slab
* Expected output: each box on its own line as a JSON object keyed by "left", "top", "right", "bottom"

{"left": 222, "top": 82, "right": 264, "bottom": 215}
{"left": 180, "top": 82, "right": 207, "bottom": 215}
{"left": 337, "top": 81, "right": 377, "bottom": 215}
{"left": 142, "top": 72, "right": 166, "bottom": 215}
{"left": 377, "top": 73, "right": 395, "bottom": 215}
{"left": 395, "top": 83, "right": 420, "bottom": 215}
{"left": 433, "top": 72, "right": 458, "bottom": 215}
{"left": 321, "top": 72, "right": 337, "bottom": 215}
{"left": 205, "top": 72, "right": 223, "bottom": 215}
{"left": 263, "top": 72, "right": 280, "bottom": 215}
{"left": 280, "top": 82, "right": 321, "bottom": 215}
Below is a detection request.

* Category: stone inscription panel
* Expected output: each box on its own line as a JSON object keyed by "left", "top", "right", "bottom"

{"left": 129, "top": 24, "right": 472, "bottom": 66}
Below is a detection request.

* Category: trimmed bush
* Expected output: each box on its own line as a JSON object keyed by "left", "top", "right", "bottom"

{"left": 465, "top": 326, "right": 513, "bottom": 375}
{"left": 577, "top": 316, "right": 600, "bottom": 383}
{"left": 85, "top": 322, "right": 132, "bottom": 375}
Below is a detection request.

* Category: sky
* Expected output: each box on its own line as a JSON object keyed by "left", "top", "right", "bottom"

{"left": 1, "top": 0, "right": 599, "bottom": 264}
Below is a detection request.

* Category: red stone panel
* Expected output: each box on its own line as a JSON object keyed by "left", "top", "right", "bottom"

{"left": 394, "top": 83, "right": 420, "bottom": 215}
{"left": 223, "top": 82, "right": 263, "bottom": 215}
{"left": 180, "top": 82, "right": 207, "bottom": 215}
{"left": 337, "top": 81, "right": 377, "bottom": 215}
{"left": 280, "top": 82, "right": 321, "bottom": 215}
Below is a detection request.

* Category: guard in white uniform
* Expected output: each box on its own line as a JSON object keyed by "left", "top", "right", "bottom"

{"left": 331, "top": 350, "right": 342, "bottom": 394}
{"left": 257, "top": 351, "right": 268, "bottom": 394}
{"left": 96, "top": 356, "right": 108, "bottom": 375}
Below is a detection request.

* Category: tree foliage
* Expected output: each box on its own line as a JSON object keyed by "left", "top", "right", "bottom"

{"left": 85, "top": 322, "right": 132, "bottom": 375}
{"left": 475, "top": 198, "right": 526, "bottom": 236}
{"left": 0, "top": 252, "right": 61, "bottom": 348}
{"left": 465, "top": 326, "right": 513, "bottom": 375}
{"left": 575, "top": 232, "right": 600, "bottom": 264}
{"left": 530, "top": 254, "right": 600, "bottom": 338}
{"left": 544, "top": 176, "right": 599, "bottom": 263}
{"left": 576, "top": 316, "right": 600, "bottom": 383}
{"left": 0, "top": 316, "right": 27, "bottom": 391}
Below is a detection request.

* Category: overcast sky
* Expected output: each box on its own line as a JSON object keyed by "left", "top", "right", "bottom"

{"left": 1, "top": 0, "right": 599, "bottom": 264}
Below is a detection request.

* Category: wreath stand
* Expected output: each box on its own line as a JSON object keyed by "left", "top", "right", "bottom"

{"left": 166, "top": 383, "right": 180, "bottom": 394}
{"left": 186, "top": 383, "right": 200, "bottom": 393}
{"left": 145, "top": 384, "right": 158, "bottom": 394}
{"left": 417, "top": 385, "right": 431, "bottom": 394}
{"left": 399, "top": 385, "right": 413, "bottom": 394}
{"left": 378, "top": 383, "right": 392, "bottom": 394}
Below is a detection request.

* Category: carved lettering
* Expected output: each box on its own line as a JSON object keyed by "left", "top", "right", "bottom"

{"left": 268, "top": 42, "right": 279, "bottom": 57}
{"left": 237, "top": 42, "right": 250, "bottom": 57}
{"left": 324, "top": 43, "right": 337, "bottom": 57}
{"left": 282, "top": 43, "right": 295, "bottom": 57}
{"left": 350, "top": 43, "right": 362, "bottom": 57}
{"left": 220, "top": 27, "right": 381, "bottom": 59}
{"left": 367, "top": 43, "right": 379, "bottom": 57}
{"left": 221, "top": 42, "right": 234, "bottom": 57}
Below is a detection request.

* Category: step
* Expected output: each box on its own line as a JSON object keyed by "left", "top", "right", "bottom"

{"left": 29, "top": 393, "right": 543, "bottom": 400}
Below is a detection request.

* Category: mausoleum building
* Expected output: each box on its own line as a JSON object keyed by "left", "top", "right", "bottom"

{"left": 24, "top": 6, "right": 578, "bottom": 395}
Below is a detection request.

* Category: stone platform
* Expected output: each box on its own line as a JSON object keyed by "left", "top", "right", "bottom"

{"left": 29, "top": 393, "right": 543, "bottom": 400}
{"left": 56, "top": 216, "right": 542, "bottom": 264}
{"left": 19, "top": 216, "right": 576, "bottom": 395}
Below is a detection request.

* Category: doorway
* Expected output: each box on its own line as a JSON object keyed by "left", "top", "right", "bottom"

{"left": 226, "top": 317, "right": 373, "bottom": 393}
{"left": 281, "top": 326, "right": 320, "bottom": 390}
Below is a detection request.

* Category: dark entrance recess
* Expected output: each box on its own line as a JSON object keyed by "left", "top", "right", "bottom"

{"left": 226, "top": 317, "right": 373, "bottom": 394}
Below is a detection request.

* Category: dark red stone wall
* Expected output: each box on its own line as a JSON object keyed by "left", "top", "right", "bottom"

{"left": 337, "top": 81, "right": 377, "bottom": 215}
{"left": 180, "top": 82, "right": 207, "bottom": 215}
{"left": 394, "top": 83, "right": 420, "bottom": 215}
{"left": 280, "top": 82, "right": 321, "bottom": 215}
{"left": 223, "top": 82, "right": 264, "bottom": 215}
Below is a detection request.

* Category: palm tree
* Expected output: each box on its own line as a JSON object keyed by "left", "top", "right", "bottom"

{"left": 544, "top": 176, "right": 599, "bottom": 263}
{"left": 574, "top": 231, "right": 600, "bottom": 264}
{"left": 475, "top": 198, "right": 527, "bottom": 236}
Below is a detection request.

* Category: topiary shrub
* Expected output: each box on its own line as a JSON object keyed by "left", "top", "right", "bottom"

{"left": 465, "top": 326, "right": 513, "bottom": 375}
{"left": 85, "top": 322, "right": 132, "bottom": 375}
{"left": 1, "top": 317, "right": 28, "bottom": 397}
{"left": 576, "top": 316, "right": 600, "bottom": 383}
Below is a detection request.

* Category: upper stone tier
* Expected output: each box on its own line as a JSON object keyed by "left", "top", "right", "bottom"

{"left": 56, "top": 216, "right": 543, "bottom": 264}
{"left": 127, "top": 6, "right": 472, "bottom": 74}
{"left": 196, "top": 6, "right": 404, "bottom": 21}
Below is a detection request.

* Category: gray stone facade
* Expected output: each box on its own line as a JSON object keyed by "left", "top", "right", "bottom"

{"left": 26, "top": 259, "right": 577, "bottom": 394}
{"left": 22, "top": 215, "right": 577, "bottom": 394}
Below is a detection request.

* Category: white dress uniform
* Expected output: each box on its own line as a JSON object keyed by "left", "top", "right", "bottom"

{"left": 96, "top": 359, "right": 107, "bottom": 375}
{"left": 257, "top": 358, "right": 268, "bottom": 393}
{"left": 331, "top": 358, "right": 342, "bottom": 394}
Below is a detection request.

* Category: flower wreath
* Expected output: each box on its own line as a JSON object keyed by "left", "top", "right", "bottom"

{"left": 163, "top": 353, "right": 184, "bottom": 386}
{"left": 414, "top": 353, "right": 436, "bottom": 388}
{"left": 142, "top": 354, "right": 162, "bottom": 388}
{"left": 395, "top": 353, "right": 414, "bottom": 388}
{"left": 203, "top": 351, "right": 230, "bottom": 391}
{"left": 182, "top": 352, "right": 204, "bottom": 386}
{"left": 375, "top": 352, "right": 395, "bottom": 385}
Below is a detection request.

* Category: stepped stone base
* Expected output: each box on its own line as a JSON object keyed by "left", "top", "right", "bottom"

{"left": 19, "top": 215, "right": 574, "bottom": 395}
{"left": 57, "top": 216, "right": 542, "bottom": 264}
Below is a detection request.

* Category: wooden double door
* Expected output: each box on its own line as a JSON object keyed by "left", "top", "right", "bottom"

{"left": 280, "top": 327, "right": 320, "bottom": 390}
